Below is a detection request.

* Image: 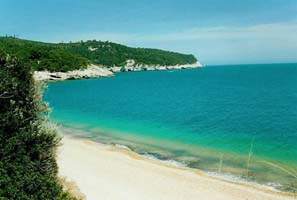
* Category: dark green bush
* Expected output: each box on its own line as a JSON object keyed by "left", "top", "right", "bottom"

{"left": 0, "top": 50, "right": 77, "bottom": 200}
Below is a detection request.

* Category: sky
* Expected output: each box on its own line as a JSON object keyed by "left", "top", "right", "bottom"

{"left": 1, "top": 0, "right": 297, "bottom": 65}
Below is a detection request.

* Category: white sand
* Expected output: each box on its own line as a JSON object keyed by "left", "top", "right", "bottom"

{"left": 57, "top": 136, "right": 295, "bottom": 200}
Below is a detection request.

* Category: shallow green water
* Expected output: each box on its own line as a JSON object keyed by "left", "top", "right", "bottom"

{"left": 45, "top": 64, "right": 297, "bottom": 190}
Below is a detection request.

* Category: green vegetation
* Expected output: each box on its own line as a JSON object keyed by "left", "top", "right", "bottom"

{"left": 62, "top": 40, "right": 197, "bottom": 67}
{"left": 0, "top": 50, "right": 78, "bottom": 199}
{"left": 0, "top": 37, "right": 89, "bottom": 72}
{"left": 0, "top": 36, "right": 197, "bottom": 72}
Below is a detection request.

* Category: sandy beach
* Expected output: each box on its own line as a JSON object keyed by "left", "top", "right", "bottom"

{"left": 57, "top": 135, "right": 295, "bottom": 200}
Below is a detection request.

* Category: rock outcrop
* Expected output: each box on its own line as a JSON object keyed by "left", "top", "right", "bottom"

{"left": 34, "top": 61, "right": 203, "bottom": 81}
{"left": 34, "top": 65, "right": 113, "bottom": 81}
{"left": 110, "top": 60, "right": 203, "bottom": 72}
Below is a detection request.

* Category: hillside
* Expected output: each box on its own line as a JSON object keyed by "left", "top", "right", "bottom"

{"left": 0, "top": 37, "right": 197, "bottom": 72}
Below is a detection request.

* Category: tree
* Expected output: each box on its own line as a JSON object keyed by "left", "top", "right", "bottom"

{"left": 0, "top": 50, "right": 77, "bottom": 200}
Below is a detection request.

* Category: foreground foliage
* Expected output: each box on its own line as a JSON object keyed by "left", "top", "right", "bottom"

{"left": 0, "top": 36, "right": 197, "bottom": 72}
{"left": 0, "top": 50, "right": 77, "bottom": 200}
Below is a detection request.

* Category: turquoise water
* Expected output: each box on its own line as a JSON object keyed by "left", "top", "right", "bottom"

{"left": 45, "top": 64, "right": 297, "bottom": 190}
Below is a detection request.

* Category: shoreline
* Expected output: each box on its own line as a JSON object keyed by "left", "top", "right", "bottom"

{"left": 57, "top": 134, "right": 296, "bottom": 200}
{"left": 34, "top": 64, "right": 114, "bottom": 81}
{"left": 34, "top": 62, "right": 202, "bottom": 81}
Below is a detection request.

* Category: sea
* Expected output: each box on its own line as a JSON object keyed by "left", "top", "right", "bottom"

{"left": 45, "top": 63, "right": 297, "bottom": 191}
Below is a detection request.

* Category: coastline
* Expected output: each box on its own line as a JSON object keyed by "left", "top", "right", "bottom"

{"left": 34, "top": 64, "right": 114, "bottom": 81}
{"left": 57, "top": 134, "right": 295, "bottom": 200}
{"left": 34, "top": 62, "right": 202, "bottom": 81}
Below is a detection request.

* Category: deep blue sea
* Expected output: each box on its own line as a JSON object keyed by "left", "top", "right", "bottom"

{"left": 45, "top": 63, "right": 297, "bottom": 190}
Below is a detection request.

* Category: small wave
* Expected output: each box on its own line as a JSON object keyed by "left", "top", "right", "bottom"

{"left": 206, "top": 171, "right": 247, "bottom": 183}
{"left": 141, "top": 153, "right": 187, "bottom": 168}
{"left": 206, "top": 171, "right": 282, "bottom": 191}
{"left": 265, "top": 182, "right": 282, "bottom": 191}
{"left": 162, "top": 159, "right": 187, "bottom": 168}
{"left": 114, "top": 143, "right": 132, "bottom": 151}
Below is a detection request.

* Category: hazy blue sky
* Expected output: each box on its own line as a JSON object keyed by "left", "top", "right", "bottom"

{"left": 1, "top": 0, "right": 297, "bottom": 65}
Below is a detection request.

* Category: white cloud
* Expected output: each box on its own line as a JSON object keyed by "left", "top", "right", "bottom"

{"left": 51, "top": 22, "right": 297, "bottom": 64}
{"left": 136, "top": 22, "right": 297, "bottom": 42}
{"left": 53, "top": 22, "right": 297, "bottom": 45}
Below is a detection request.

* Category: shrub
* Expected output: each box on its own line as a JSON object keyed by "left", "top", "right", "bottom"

{"left": 0, "top": 50, "right": 77, "bottom": 200}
